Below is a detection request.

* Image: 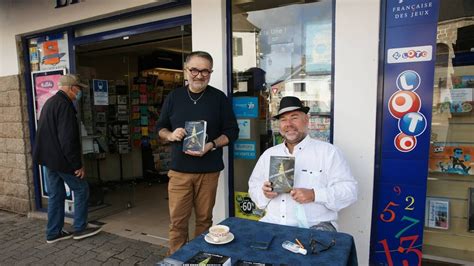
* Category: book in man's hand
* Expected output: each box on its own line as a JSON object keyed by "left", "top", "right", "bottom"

{"left": 184, "top": 251, "right": 231, "bottom": 265}
{"left": 269, "top": 156, "right": 295, "bottom": 193}
{"left": 183, "top": 120, "right": 207, "bottom": 152}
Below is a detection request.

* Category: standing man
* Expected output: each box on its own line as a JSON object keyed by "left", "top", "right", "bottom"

{"left": 33, "top": 74, "right": 102, "bottom": 243}
{"left": 157, "top": 51, "right": 239, "bottom": 254}
{"left": 249, "top": 96, "right": 357, "bottom": 231}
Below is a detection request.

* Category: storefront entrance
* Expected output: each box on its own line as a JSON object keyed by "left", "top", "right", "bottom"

{"left": 73, "top": 24, "right": 191, "bottom": 246}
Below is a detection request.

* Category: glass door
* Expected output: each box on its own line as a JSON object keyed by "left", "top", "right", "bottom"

{"left": 423, "top": 1, "right": 474, "bottom": 263}
{"left": 229, "top": 0, "right": 334, "bottom": 219}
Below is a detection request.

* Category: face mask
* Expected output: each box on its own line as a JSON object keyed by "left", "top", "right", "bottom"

{"left": 75, "top": 89, "right": 83, "bottom": 101}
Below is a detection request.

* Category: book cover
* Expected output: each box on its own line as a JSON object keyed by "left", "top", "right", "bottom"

{"left": 235, "top": 260, "right": 287, "bottom": 266}
{"left": 269, "top": 156, "right": 295, "bottom": 193}
{"left": 429, "top": 144, "right": 473, "bottom": 175}
{"left": 183, "top": 120, "right": 207, "bottom": 152}
{"left": 425, "top": 198, "right": 449, "bottom": 230}
{"left": 184, "top": 251, "right": 231, "bottom": 265}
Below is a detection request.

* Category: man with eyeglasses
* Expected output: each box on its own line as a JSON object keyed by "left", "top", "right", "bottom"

{"left": 248, "top": 96, "right": 358, "bottom": 232}
{"left": 157, "top": 51, "right": 239, "bottom": 254}
{"left": 33, "top": 74, "right": 102, "bottom": 244}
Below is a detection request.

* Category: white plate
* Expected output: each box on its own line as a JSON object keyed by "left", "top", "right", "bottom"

{"left": 204, "top": 232, "right": 234, "bottom": 245}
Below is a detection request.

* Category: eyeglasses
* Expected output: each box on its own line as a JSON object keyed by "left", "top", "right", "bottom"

{"left": 187, "top": 68, "right": 213, "bottom": 77}
{"left": 309, "top": 235, "right": 336, "bottom": 254}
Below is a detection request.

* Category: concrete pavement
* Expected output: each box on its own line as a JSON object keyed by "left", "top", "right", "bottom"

{"left": 0, "top": 210, "right": 168, "bottom": 265}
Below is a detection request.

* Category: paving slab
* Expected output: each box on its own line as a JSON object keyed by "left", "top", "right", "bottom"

{"left": 0, "top": 210, "right": 168, "bottom": 265}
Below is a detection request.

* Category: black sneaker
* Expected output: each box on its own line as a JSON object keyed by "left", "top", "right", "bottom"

{"left": 73, "top": 225, "right": 102, "bottom": 240}
{"left": 46, "top": 230, "right": 73, "bottom": 244}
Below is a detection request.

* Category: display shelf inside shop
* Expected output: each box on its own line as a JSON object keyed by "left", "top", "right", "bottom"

{"left": 107, "top": 79, "right": 130, "bottom": 155}
{"left": 133, "top": 68, "right": 183, "bottom": 175}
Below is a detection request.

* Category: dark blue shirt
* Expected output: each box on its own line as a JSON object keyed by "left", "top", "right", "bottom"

{"left": 156, "top": 85, "right": 239, "bottom": 173}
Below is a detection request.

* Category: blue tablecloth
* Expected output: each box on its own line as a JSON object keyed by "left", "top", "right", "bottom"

{"left": 170, "top": 217, "right": 358, "bottom": 265}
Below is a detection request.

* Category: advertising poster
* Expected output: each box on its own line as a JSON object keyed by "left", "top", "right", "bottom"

{"left": 233, "top": 97, "right": 258, "bottom": 118}
{"left": 237, "top": 119, "right": 251, "bottom": 139}
{"left": 234, "top": 191, "right": 262, "bottom": 221}
{"left": 305, "top": 23, "right": 332, "bottom": 73}
{"left": 429, "top": 144, "right": 474, "bottom": 175}
{"left": 371, "top": 0, "right": 440, "bottom": 265}
{"left": 36, "top": 32, "right": 69, "bottom": 71}
{"left": 93, "top": 79, "right": 109, "bottom": 105}
{"left": 31, "top": 69, "right": 73, "bottom": 206}
{"left": 234, "top": 140, "right": 256, "bottom": 159}
{"left": 32, "top": 69, "right": 65, "bottom": 119}
{"left": 308, "top": 116, "right": 331, "bottom": 142}
{"left": 438, "top": 87, "right": 473, "bottom": 114}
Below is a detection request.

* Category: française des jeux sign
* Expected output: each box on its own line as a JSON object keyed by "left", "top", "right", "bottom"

{"left": 371, "top": 1, "right": 440, "bottom": 265}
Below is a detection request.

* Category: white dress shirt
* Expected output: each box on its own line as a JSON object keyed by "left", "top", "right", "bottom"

{"left": 248, "top": 135, "right": 358, "bottom": 229}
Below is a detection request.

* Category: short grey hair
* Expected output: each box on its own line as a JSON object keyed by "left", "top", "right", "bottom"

{"left": 185, "top": 51, "right": 213, "bottom": 68}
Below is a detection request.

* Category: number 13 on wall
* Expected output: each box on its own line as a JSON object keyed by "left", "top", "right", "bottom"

{"left": 376, "top": 186, "right": 423, "bottom": 266}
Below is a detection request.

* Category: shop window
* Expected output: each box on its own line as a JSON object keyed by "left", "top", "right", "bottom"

{"left": 230, "top": 0, "right": 333, "bottom": 220}
{"left": 424, "top": 1, "right": 474, "bottom": 263}
{"left": 233, "top": 37, "right": 243, "bottom": 56}
{"left": 293, "top": 82, "right": 306, "bottom": 92}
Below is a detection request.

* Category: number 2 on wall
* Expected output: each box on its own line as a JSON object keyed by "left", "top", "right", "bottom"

{"left": 405, "top": 196, "right": 415, "bottom": 210}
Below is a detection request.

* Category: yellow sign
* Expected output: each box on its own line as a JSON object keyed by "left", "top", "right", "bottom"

{"left": 234, "top": 191, "right": 262, "bottom": 221}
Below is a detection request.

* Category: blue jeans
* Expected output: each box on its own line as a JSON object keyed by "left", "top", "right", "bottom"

{"left": 44, "top": 167, "right": 89, "bottom": 238}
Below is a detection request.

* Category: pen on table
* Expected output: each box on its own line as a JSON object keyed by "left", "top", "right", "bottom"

{"left": 295, "top": 238, "right": 305, "bottom": 249}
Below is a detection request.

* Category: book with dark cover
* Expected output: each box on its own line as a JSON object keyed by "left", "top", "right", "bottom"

{"left": 269, "top": 156, "right": 295, "bottom": 193}
{"left": 183, "top": 120, "right": 207, "bottom": 152}
{"left": 235, "top": 260, "right": 288, "bottom": 266}
{"left": 184, "top": 251, "right": 231, "bottom": 265}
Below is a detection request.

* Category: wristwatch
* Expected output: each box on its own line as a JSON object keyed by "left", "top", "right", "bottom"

{"left": 211, "top": 140, "right": 217, "bottom": 151}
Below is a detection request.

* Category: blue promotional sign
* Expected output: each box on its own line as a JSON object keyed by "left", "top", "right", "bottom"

{"left": 370, "top": 1, "right": 440, "bottom": 265}
{"left": 234, "top": 140, "right": 256, "bottom": 159}
{"left": 233, "top": 97, "right": 258, "bottom": 118}
{"left": 93, "top": 79, "right": 108, "bottom": 105}
{"left": 237, "top": 119, "right": 251, "bottom": 139}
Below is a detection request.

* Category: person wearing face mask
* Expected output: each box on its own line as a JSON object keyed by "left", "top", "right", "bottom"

{"left": 157, "top": 51, "right": 239, "bottom": 254}
{"left": 33, "top": 74, "right": 102, "bottom": 243}
{"left": 248, "top": 96, "right": 358, "bottom": 232}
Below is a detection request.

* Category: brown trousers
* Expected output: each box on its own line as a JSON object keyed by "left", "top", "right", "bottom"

{"left": 167, "top": 170, "right": 220, "bottom": 254}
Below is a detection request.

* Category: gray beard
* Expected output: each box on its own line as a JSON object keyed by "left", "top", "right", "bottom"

{"left": 282, "top": 133, "right": 307, "bottom": 145}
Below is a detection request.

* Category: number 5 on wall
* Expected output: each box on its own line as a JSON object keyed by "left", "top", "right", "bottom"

{"left": 380, "top": 201, "right": 400, "bottom": 223}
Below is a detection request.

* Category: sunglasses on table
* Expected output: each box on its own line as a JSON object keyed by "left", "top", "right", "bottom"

{"left": 309, "top": 234, "right": 336, "bottom": 254}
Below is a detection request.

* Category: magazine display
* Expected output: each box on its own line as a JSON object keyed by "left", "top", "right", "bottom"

{"left": 183, "top": 120, "right": 207, "bottom": 152}
{"left": 425, "top": 198, "right": 449, "bottom": 230}
{"left": 269, "top": 156, "right": 295, "bottom": 193}
{"left": 184, "top": 251, "right": 231, "bottom": 265}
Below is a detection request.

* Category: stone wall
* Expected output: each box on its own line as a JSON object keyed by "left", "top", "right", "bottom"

{"left": 437, "top": 19, "right": 474, "bottom": 48}
{"left": 0, "top": 74, "right": 34, "bottom": 213}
